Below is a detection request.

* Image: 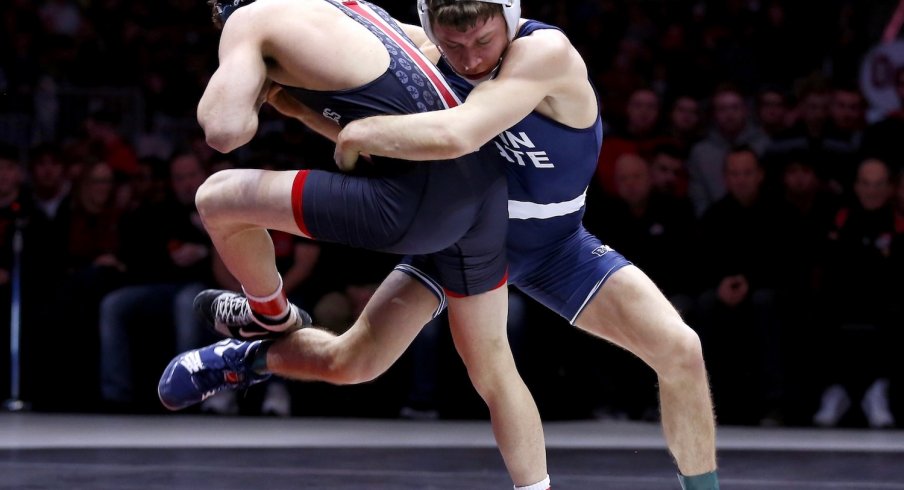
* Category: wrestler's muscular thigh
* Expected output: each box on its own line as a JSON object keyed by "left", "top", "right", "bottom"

{"left": 574, "top": 264, "right": 692, "bottom": 369}
{"left": 196, "top": 169, "right": 304, "bottom": 238}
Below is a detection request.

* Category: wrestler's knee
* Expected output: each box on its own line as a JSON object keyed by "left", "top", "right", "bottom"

{"left": 195, "top": 170, "right": 231, "bottom": 220}
{"left": 459, "top": 342, "right": 516, "bottom": 399}
{"left": 196, "top": 169, "right": 272, "bottom": 231}
{"left": 654, "top": 320, "right": 706, "bottom": 381}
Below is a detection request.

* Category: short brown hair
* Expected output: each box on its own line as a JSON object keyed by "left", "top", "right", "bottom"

{"left": 427, "top": 0, "right": 502, "bottom": 32}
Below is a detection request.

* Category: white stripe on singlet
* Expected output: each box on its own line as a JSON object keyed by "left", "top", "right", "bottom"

{"left": 508, "top": 188, "right": 587, "bottom": 220}
{"left": 394, "top": 264, "right": 447, "bottom": 318}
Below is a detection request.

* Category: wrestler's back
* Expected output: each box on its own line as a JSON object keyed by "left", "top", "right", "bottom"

{"left": 228, "top": 0, "right": 390, "bottom": 92}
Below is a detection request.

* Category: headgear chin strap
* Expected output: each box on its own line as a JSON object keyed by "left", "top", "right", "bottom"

{"left": 215, "top": 0, "right": 256, "bottom": 26}
{"left": 417, "top": 0, "right": 521, "bottom": 45}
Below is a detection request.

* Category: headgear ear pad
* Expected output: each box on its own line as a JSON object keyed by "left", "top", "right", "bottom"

{"left": 417, "top": 0, "right": 521, "bottom": 45}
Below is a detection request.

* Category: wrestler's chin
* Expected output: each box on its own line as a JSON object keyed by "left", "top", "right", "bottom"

{"left": 463, "top": 69, "right": 494, "bottom": 80}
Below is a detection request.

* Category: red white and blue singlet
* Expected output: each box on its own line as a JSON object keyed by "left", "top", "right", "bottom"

{"left": 284, "top": 0, "right": 509, "bottom": 299}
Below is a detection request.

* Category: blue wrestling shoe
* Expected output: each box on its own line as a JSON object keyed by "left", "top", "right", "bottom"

{"left": 158, "top": 339, "right": 271, "bottom": 411}
{"left": 194, "top": 289, "right": 312, "bottom": 340}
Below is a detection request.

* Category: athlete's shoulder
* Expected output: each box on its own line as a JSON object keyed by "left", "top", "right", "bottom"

{"left": 509, "top": 20, "right": 575, "bottom": 60}
{"left": 221, "top": 0, "right": 337, "bottom": 56}
{"left": 517, "top": 19, "right": 567, "bottom": 36}
{"left": 219, "top": 0, "right": 280, "bottom": 40}
{"left": 224, "top": 0, "right": 321, "bottom": 33}
{"left": 500, "top": 21, "right": 580, "bottom": 82}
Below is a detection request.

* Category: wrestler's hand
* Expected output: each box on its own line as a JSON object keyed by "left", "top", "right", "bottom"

{"left": 267, "top": 84, "right": 342, "bottom": 143}
{"left": 334, "top": 129, "right": 360, "bottom": 172}
{"left": 335, "top": 120, "right": 375, "bottom": 171}
{"left": 265, "top": 84, "right": 306, "bottom": 118}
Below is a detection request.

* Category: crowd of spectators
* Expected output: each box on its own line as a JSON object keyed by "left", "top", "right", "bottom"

{"left": 0, "top": 0, "right": 902, "bottom": 428}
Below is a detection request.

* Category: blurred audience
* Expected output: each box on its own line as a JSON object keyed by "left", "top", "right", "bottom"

{"left": 812, "top": 158, "right": 900, "bottom": 429}
{"left": 687, "top": 84, "right": 771, "bottom": 216}
{"left": 0, "top": 0, "right": 898, "bottom": 426}
{"left": 97, "top": 152, "right": 214, "bottom": 412}
{"left": 695, "top": 146, "right": 785, "bottom": 426}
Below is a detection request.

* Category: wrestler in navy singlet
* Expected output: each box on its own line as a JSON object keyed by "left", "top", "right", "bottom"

{"left": 285, "top": 0, "right": 508, "bottom": 297}
{"left": 417, "top": 20, "right": 632, "bottom": 322}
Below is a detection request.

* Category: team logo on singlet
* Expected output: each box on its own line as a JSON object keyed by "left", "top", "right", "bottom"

{"left": 323, "top": 108, "right": 341, "bottom": 125}
{"left": 494, "top": 130, "right": 554, "bottom": 169}
{"left": 591, "top": 245, "right": 612, "bottom": 257}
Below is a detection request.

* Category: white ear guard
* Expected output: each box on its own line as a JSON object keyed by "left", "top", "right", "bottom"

{"left": 417, "top": 0, "right": 521, "bottom": 45}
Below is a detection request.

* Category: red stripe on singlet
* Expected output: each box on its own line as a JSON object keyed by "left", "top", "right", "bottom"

{"left": 291, "top": 170, "right": 312, "bottom": 238}
{"left": 342, "top": 1, "right": 460, "bottom": 109}
{"left": 444, "top": 269, "right": 509, "bottom": 298}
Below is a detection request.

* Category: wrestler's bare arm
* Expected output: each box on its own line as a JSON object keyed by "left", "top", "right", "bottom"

{"left": 265, "top": 84, "right": 341, "bottom": 142}
{"left": 197, "top": 14, "right": 269, "bottom": 153}
{"left": 334, "top": 30, "right": 582, "bottom": 165}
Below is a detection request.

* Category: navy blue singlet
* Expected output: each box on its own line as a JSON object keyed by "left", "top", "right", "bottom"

{"left": 411, "top": 20, "right": 632, "bottom": 322}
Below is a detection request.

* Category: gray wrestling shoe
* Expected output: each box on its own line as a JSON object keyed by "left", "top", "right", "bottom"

{"left": 194, "top": 289, "right": 312, "bottom": 340}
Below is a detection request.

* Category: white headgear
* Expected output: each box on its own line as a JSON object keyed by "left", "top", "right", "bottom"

{"left": 417, "top": 0, "right": 521, "bottom": 45}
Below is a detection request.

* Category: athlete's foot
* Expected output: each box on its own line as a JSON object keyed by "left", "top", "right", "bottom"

{"left": 158, "top": 339, "right": 271, "bottom": 411}
{"left": 194, "top": 289, "right": 312, "bottom": 340}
